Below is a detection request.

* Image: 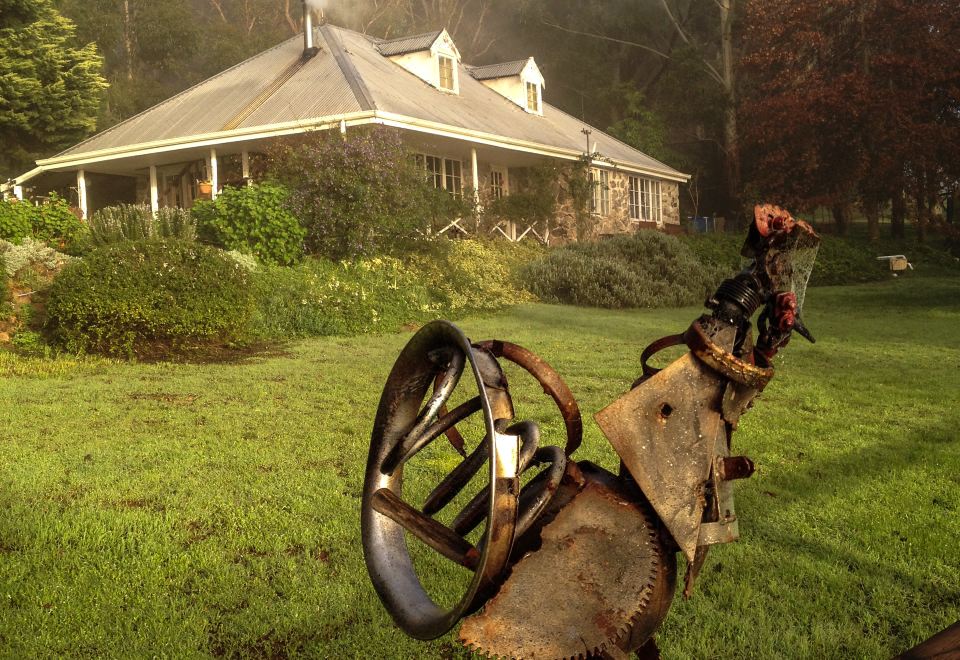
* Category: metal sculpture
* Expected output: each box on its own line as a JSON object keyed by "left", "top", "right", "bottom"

{"left": 362, "top": 205, "right": 820, "bottom": 658}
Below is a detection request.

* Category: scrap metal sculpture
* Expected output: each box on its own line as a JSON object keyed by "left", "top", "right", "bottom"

{"left": 362, "top": 205, "right": 820, "bottom": 658}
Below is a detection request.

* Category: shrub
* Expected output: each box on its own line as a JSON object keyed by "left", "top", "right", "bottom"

{"left": 0, "top": 199, "right": 35, "bottom": 243}
{"left": 46, "top": 241, "right": 254, "bottom": 357}
{"left": 192, "top": 183, "right": 304, "bottom": 265}
{"left": 88, "top": 204, "right": 196, "bottom": 245}
{"left": 31, "top": 193, "right": 87, "bottom": 249}
{"left": 249, "top": 257, "right": 439, "bottom": 338}
{"left": 0, "top": 238, "right": 75, "bottom": 278}
{"left": 267, "top": 127, "right": 470, "bottom": 259}
{"left": 0, "top": 196, "right": 87, "bottom": 250}
{"left": 408, "top": 239, "right": 536, "bottom": 314}
{"left": 522, "top": 231, "right": 724, "bottom": 308}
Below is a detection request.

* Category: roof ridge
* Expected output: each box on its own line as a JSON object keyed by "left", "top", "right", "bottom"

{"left": 320, "top": 24, "right": 376, "bottom": 111}
{"left": 378, "top": 29, "right": 443, "bottom": 45}
{"left": 54, "top": 33, "right": 304, "bottom": 158}
{"left": 470, "top": 58, "right": 529, "bottom": 69}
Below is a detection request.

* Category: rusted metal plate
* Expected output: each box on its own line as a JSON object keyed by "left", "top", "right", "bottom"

{"left": 459, "top": 481, "right": 661, "bottom": 660}
{"left": 594, "top": 351, "right": 726, "bottom": 564}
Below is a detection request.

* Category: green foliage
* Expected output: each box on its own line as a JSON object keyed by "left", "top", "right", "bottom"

{"left": 0, "top": 237, "right": 75, "bottom": 278}
{"left": 192, "top": 183, "right": 304, "bottom": 265}
{"left": 522, "top": 231, "right": 725, "bottom": 308}
{"left": 0, "top": 196, "right": 87, "bottom": 249}
{"left": 0, "top": 0, "right": 107, "bottom": 177}
{"left": 28, "top": 193, "right": 87, "bottom": 248}
{"left": 267, "top": 127, "right": 471, "bottom": 260}
{"left": 88, "top": 204, "right": 196, "bottom": 245}
{"left": 249, "top": 240, "right": 538, "bottom": 339}
{"left": 10, "top": 329, "right": 50, "bottom": 358}
{"left": 483, "top": 165, "right": 557, "bottom": 231}
{"left": 408, "top": 239, "right": 536, "bottom": 315}
{"left": 0, "top": 199, "right": 33, "bottom": 243}
{"left": 249, "top": 256, "right": 438, "bottom": 338}
{"left": 606, "top": 87, "right": 681, "bottom": 166}
{"left": 46, "top": 240, "right": 254, "bottom": 357}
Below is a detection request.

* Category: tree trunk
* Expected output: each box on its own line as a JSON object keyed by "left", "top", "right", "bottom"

{"left": 863, "top": 197, "right": 880, "bottom": 241}
{"left": 914, "top": 189, "right": 927, "bottom": 243}
{"left": 123, "top": 0, "right": 134, "bottom": 82}
{"left": 891, "top": 189, "right": 905, "bottom": 238}
{"left": 831, "top": 202, "right": 850, "bottom": 236}
{"left": 720, "top": 0, "right": 741, "bottom": 224}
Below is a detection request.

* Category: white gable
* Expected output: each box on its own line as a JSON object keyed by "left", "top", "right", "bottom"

{"left": 476, "top": 57, "right": 544, "bottom": 116}
{"left": 388, "top": 29, "right": 462, "bottom": 94}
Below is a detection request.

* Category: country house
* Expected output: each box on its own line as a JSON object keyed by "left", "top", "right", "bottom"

{"left": 2, "top": 8, "right": 688, "bottom": 243}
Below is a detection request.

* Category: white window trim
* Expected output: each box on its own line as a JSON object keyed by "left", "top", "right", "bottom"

{"left": 436, "top": 54, "right": 458, "bottom": 94}
{"left": 629, "top": 176, "right": 662, "bottom": 225}
{"left": 417, "top": 152, "right": 463, "bottom": 196}
{"left": 524, "top": 81, "right": 541, "bottom": 114}
{"left": 590, "top": 168, "right": 610, "bottom": 216}
{"left": 489, "top": 165, "right": 508, "bottom": 199}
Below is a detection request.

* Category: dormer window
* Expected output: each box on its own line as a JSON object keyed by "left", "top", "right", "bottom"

{"left": 439, "top": 55, "right": 455, "bottom": 91}
{"left": 526, "top": 82, "right": 540, "bottom": 112}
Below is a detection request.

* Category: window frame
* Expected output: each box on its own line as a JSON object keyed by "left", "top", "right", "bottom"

{"left": 416, "top": 152, "right": 463, "bottom": 197}
{"left": 590, "top": 168, "right": 610, "bottom": 216}
{"left": 525, "top": 81, "right": 540, "bottom": 113}
{"left": 438, "top": 55, "right": 456, "bottom": 92}
{"left": 489, "top": 166, "right": 508, "bottom": 200}
{"left": 629, "top": 176, "right": 662, "bottom": 225}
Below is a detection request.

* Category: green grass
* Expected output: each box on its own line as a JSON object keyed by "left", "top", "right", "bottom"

{"left": 1, "top": 276, "right": 958, "bottom": 658}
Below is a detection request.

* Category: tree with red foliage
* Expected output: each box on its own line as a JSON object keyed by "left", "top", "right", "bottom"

{"left": 739, "top": 0, "right": 960, "bottom": 239}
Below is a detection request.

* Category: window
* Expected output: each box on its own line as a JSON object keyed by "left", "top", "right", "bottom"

{"left": 444, "top": 158, "right": 462, "bottom": 196}
{"left": 526, "top": 82, "right": 539, "bottom": 112}
{"left": 416, "top": 153, "right": 462, "bottom": 196}
{"left": 590, "top": 168, "right": 609, "bottom": 216}
{"left": 490, "top": 168, "right": 507, "bottom": 199}
{"left": 629, "top": 176, "right": 662, "bottom": 224}
{"left": 439, "top": 56, "right": 455, "bottom": 91}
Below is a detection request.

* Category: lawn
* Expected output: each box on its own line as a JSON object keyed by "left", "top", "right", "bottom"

{"left": 0, "top": 276, "right": 958, "bottom": 659}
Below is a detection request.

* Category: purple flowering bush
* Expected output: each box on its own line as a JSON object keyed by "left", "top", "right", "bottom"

{"left": 267, "top": 127, "right": 469, "bottom": 260}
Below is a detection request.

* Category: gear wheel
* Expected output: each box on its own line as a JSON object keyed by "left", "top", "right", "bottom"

{"left": 458, "top": 478, "right": 670, "bottom": 659}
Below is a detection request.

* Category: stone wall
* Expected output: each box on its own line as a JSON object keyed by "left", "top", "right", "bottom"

{"left": 508, "top": 165, "right": 682, "bottom": 245}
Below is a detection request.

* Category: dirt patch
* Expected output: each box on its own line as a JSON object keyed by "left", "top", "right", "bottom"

{"left": 184, "top": 520, "right": 216, "bottom": 545}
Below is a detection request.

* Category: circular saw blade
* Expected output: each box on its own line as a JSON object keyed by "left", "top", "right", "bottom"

{"left": 458, "top": 480, "right": 662, "bottom": 659}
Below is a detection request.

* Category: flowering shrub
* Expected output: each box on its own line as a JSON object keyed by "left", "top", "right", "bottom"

{"left": 249, "top": 240, "right": 538, "bottom": 339}
{"left": 250, "top": 256, "right": 439, "bottom": 338}
{"left": 267, "top": 127, "right": 470, "bottom": 260}
{"left": 46, "top": 241, "right": 253, "bottom": 357}
{"left": 88, "top": 204, "right": 196, "bottom": 245}
{"left": 193, "top": 183, "right": 304, "bottom": 265}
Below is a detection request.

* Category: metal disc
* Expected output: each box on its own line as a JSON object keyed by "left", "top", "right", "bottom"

{"left": 459, "top": 480, "right": 664, "bottom": 660}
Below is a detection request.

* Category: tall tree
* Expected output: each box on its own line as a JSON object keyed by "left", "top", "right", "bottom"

{"left": 739, "top": 0, "right": 960, "bottom": 239}
{"left": 0, "top": 0, "right": 107, "bottom": 178}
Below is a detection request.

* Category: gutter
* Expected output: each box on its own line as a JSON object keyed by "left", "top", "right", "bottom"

{"left": 32, "top": 111, "right": 689, "bottom": 184}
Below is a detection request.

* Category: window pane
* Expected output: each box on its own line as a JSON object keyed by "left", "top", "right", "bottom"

{"left": 444, "top": 159, "right": 462, "bottom": 196}
{"left": 491, "top": 170, "right": 505, "bottom": 199}
{"left": 426, "top": 155, "right": 442, "bottom": 189}
{"left": 526, "top": 82, "right": 538, "bottom": 112}
{"left": 439, "top": 57, "right": 454, "bottom": 90}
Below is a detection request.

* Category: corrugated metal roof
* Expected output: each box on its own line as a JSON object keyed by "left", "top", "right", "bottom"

{"left": 376, "top": 30, "right": 442, "bottom": 56}
{"left": 50, "top": 24, "right": 684, "bottom": 179}
{"left": 339, "top": 27, "right": 680, "bottom": 175}
{"left": 56, "top": 30, "right": 363, "bottom": 157}
{"left": 467, "top": 59, "right": 528, "bottom": 80}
